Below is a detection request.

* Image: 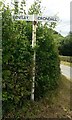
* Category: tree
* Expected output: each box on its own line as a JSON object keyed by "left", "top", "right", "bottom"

{"left": 19, "top": 0, "right": 26, "bottom": 15}
{"left": 58, "top": 32, "right": 72, "bottom": 56}
{"left": 14, "top": 0, "right": 19, "bottom": 14}
{"left": 28, "top": 0, "right": 42, "bottom": 15}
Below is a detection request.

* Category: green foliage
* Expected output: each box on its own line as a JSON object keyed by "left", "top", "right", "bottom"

{"left": 53, "top": 31, "right": 64, "bottom": 47}
{"left": 14, "top": 0, "right": 19, "bottom": 14}
{"left": 2, "top": 7, "right": 33, "bottom": 115}
{"left": 60, "top": 55, "right": 72, "bottom": 63}
{"left": 0, "top": 1, "right": 2, "bottom": 7}
{"left": 58, "top": 32, "right": 72, "bottom": 56}
{"left": 28, "top": 0, "right": 42, "bottom": 15}
{"left": 35, "top": 24, "right": 60, "bottom": 99}
{"left": 20, "top": 0, "right": 26, "bottom": 15}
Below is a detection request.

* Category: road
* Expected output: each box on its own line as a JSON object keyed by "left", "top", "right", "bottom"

{"left": 60, "top": 64, "right": 72, "bottom": 80}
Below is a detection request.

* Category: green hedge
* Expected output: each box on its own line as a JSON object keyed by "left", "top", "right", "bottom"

{"left": 60, "top": 55, "right": 72, "bottom": 63}
{"left": 35, "top": 24, "right": 60, "bottom": 99}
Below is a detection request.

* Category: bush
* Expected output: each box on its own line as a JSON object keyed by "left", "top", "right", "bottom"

{"left": 2, "top": 8, "right": 33, "bottom": 115}
{"left": 35, "top": 24, "right": 60, "bottom": 99}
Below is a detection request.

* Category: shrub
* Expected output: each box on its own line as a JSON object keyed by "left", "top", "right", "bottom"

{"left": 2, "top": 8, "right": 33, "bottom": 115}
{"left": 35, "top": 24, "right": 60, "bottom": 99}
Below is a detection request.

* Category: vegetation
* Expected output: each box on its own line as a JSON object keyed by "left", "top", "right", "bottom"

{"left": 58, "top": 32, "right": 72, "bottom": 56}
{"left": 2, "top": 7, "right": 33, "bottom": 116}
{"left": 1, "top": 0, "right": 67, "bottom": 118}
{"left": 60, "top": 55, "right": 72, "bottom": 63}
{"left": 52, "top": 30, "right": 64, "bottom": 48}
{"left": 2, "top": 75, "right": 72, "bottom": 119}
{"left": 1, "top": 0, "right": 72, "bottom": 118}
{"left": 61, "top": 61, "right": 72, "bottom": 67}
{"left": 35, "top": 24, "right": 60, "bottom": 99}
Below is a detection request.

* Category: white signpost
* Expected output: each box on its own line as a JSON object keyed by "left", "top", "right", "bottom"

{"left": 13, "top": 14, "right": 58, "bottom": 22}
{"left": 13, "top": 14, "right": 58, "bottom": 101}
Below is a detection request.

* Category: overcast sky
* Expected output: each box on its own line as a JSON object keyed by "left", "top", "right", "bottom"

{"left": 5, "top": 0, "right": 72, "bottom": 37}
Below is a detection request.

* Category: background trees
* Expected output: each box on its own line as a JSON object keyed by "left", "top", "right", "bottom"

{"left": 58, "top": 32, "right": 72, "bottom": 56}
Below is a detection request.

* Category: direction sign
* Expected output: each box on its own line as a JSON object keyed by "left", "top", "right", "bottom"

{"left": 37, "top": 16, "right": 58, "bottom": 22}
{"left": 13, "top": 15, "right": 33, "bottom": 21}
{"left": 13, "top": 15, "right": 59, "bottom": 22}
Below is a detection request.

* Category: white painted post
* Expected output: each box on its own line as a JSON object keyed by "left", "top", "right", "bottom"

{"left": 31, "top": 20, "right": 37, "bottom": 101}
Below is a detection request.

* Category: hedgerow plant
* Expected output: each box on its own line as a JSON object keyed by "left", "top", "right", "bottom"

{"left": 2, "top": 7, "right": 33, "bottom": 115}
{"left": 35, "top": 24, "right": 60, "bottom": 99}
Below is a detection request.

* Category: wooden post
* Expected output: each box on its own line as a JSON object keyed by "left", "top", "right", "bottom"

{"left": 31, "top": 20, "right": 37, "bottom": 101}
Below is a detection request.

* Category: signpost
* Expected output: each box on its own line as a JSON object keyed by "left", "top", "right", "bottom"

{"left": 13, "top": 14, "right": 58, "bottom": 101}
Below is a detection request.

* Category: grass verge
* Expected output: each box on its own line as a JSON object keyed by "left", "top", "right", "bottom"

{"left": 3, "top": 75, "right": 72, "bottom": 119}
{"left": 61, "top": 61, "right": 72, "bottom": 67}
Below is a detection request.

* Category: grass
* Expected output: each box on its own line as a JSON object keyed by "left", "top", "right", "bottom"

{"left": 4, "top": 75, "right": 72, "bottom": 119}
{"left": 0, "top": 49, "right": 2, "bottom": 65}
{"left": 59, "top": 55, "right": 72, "bottom": 63}
{"left": 61, "top": 61, "right": 72, "bottom": 67}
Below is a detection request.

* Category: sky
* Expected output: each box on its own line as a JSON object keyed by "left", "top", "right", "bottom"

{"left": 5, "top": 0, "right": 72, "bottom": 37}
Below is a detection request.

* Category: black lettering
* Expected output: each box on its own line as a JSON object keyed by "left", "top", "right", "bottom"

{"left": 48, "top": 17, "right": 50, "bottom": 21}
{"left": 54, "top": 18, "right": 57, "bottom": 21}
{"left": 46, "top": 17, "right": 50, "bottom": 20}
{"left": 21, "top": 16, "right": 23, "bottom": 19}
{"left": 50, "top": 17, "right": 54, "bottom": 21}
{"left": 27, "top": 16, "right": 29, "bottom": 19}
{"left": 43, "top": 17, "right": 46, "bottom": 20}
{"left": 23, "top": 16, "right": 26, "bottom": 19}
{"left": 38, "top": 17, "right": 42, "bottom": 20}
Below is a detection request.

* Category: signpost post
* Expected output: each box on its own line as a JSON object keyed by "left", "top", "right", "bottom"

{"left": 31, "top": 20, "right": 37, "bottom": 101}
{"left": 13, "top": 14, "right": 58, "bottom": 101}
